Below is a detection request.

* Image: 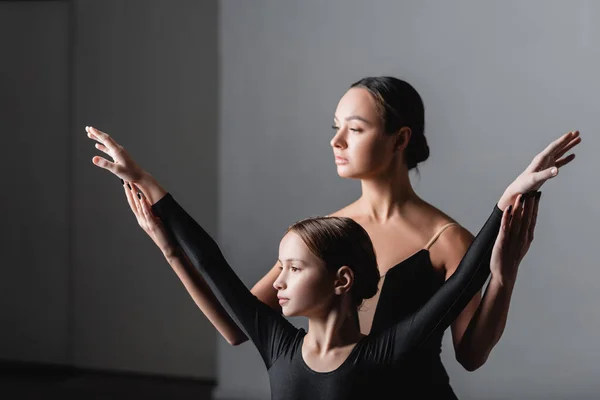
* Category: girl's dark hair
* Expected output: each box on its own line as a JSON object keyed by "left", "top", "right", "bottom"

{"left": 350, "top": 76, "right": 429, "bottom": 170}
{"left": 286, "top": 216, "right": 380, "bottom": 307}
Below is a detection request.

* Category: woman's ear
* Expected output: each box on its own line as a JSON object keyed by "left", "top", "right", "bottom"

{"left": 394, "top": 126, "right": 412, "bottom": 154}
{"left": 334, "top": 266, "right": 354, "bottom": 296}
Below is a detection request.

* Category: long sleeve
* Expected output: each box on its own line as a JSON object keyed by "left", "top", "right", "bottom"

{"left": 388, "top": 204, "right": 504, "bottom": 361}
{"left": 152, "top": 193, "right": 298, "bottom": 369}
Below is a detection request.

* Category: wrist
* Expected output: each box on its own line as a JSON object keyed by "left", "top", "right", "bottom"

{"left": 137, "top": 173, "right": 168, "bottom": 205}
{"left": 163, "top": 245, "right": 182, "bottom": 262}
{"left": 497, "top": 188, "right": 516, "bottom": 211}
{"left": 490, "top": 269, "right": 518, "bottom": 289}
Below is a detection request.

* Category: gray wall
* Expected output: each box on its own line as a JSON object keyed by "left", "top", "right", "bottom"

{"left": 0, "top": 1, "right": 70, "bottom": 366}
{"left": 217, "top": 1, "right": 599, "bottom": 399}
{"left": 1, "top": 0, "right": 219, "bottom": 380}
{"left": 72, "top": 0, "right": 219, "bottom": 378}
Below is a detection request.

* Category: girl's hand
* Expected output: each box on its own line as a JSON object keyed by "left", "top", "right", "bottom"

{"left": 87, "top": 126, "right": 148, "bottom": 183}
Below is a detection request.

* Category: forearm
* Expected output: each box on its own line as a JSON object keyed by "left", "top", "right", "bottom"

{"left": 164, "top": 247, "right": 249, "bottom": 346}
{"left": 456, "top": 274, "right": 517, "bottom": 370}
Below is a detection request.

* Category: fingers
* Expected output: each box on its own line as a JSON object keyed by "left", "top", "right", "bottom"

{"left": 123, "top": 182, "right": 139, "bottom": 214}
{"left": 555, "top": 153, "right": 576, "bottom": 169}
{"left": 91, "top": 155, "right": 116, "bottom": 172}
{"left": 507, "top": 194, "right": 524, "bottom": 248}
{"left": 139, "top": 192, "right": 156, "bottom": 222}
{"left": 539, "top": 131, "right": 579, "bottom": 160}
{"left": 519, "top": 195, "right": 536, "bottom": 242}
{"left": 525, "top": 166, "right": 558, "bottom": 192}
{"left": 554, "top": 135, "right": 581, "bottom": 160}
{"left": 493, "top": 203, "right": 512, "bottom": 257}
{"left": 130, "top": 183, "right": 143, "bottom": 215}
{"left": 494, "top": 201, "right": 512, "bottom": 247}
{"left": 94, "top": 142, "right": 110, "bottom": 156}
{"left": 86, "top": 126, "right": 120, "bottom": 153}
{"left": 527, "top": 192, "right": 541, "bottom": 243}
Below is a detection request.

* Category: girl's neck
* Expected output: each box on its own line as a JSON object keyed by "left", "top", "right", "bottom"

{"left": 305, "top": 305, "right": 363, "bottom": 355}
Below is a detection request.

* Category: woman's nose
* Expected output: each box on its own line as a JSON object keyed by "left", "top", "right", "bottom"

{"left": 330, "top": 128, "right": 347, "bottom": 149}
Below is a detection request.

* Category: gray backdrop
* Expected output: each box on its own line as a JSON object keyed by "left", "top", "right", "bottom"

{"left": 1, "top": 1, "right": 598, "bottom": 399}
{"left": 217, "top": 1, "right": 598, "bottom": 399}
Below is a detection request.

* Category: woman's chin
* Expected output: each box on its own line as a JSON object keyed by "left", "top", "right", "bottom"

{"left": 336, "top": 165, "right": 360, "bottom": 179}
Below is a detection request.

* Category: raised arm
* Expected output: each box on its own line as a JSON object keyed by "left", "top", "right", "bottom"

{"left": 118, "top": 179, "right": 248, "bottom": 345}
{"left": 150, "top": 192, "right": 298, "bottom": 368}
{"left": 448, "top": 130, "right": 580, "bottom": 370}
{"left": 387, "top": 192, "right": 540, "bottom": 361}
{"left": 88, "top": 126, "right": 296, "bottom": 367}
{"left": 381, "top": 200, "right": 504, "bottom": 361}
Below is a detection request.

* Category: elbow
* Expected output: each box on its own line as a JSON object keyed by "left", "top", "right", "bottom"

{"left": 225, "top": 333, "right": 249, "bottom": 347}
{"left": 227, "top": 337, "right": 248, "bottom": 347}
{"left": 455, "top": 349, "right": 488, "bottom": 372}
{"left": 220, "top": 329, "right": 249, "bottom": 347}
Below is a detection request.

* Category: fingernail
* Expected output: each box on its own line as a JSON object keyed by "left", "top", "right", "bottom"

{"left": 127, "top": 183, "right": 132, "bottom": 190}
{"left": 137, "top": 193, "right": 142, "bottom": 200}
{"left": 551, "top": 167, "right": 558, "bottom": 175}
{"left": 120, "top": 179, "right": 124, "bottom": 185}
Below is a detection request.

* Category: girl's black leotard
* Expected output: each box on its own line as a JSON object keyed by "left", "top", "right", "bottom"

{"left": 152, "top": 193, "right": 502, "bottom": 400}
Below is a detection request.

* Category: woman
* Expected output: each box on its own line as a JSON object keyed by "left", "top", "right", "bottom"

{"left": 89, "top": 124, "right": 539, "bottom": 400}
{"left": 87, "top": 77, "right": 580, "bottom": 397}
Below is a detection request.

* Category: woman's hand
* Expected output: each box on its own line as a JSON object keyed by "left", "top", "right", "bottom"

{"left": 123, "top": 180, "right": 178, "bottom": 257}
{"left": 490, "top": 191, "right": 541, "bottom": 285}
{"left": 498, "top": 130, "right": 580, "bottom": 210}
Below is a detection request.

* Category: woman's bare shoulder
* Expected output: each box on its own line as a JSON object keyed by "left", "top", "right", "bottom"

{"left": 414, "top": 199, "right": 473, "bottom": 247}
{"left": 325, "top": 200, "right": 361, "bottom": 218}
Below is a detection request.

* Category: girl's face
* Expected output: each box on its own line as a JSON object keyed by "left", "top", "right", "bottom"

{"left": 331, "top": 87, "right": 398, "bottom": 179}
{"left": 273, "top": 232, "right": 336, "bottom": 317}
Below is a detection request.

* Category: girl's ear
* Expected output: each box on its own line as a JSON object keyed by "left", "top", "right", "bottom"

{"left": 333, "top": 266, "right": 354, "bottom": 296}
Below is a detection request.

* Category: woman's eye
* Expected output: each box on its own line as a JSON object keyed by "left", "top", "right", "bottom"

{"left": 290, "top": 267, "right": 299, "bottom": 272}
{"left": 349, "top": 128, "right": 362, "bottom": 133}
{"left": 331, "top": 125, "right": 339, "bottom": 131}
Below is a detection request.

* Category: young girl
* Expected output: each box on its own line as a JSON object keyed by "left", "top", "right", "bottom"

{"left": 88, "top": 123, "right": 571, "bottom": 399}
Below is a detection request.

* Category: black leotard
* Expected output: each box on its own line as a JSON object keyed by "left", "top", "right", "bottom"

{"left": 370, "top": 250, "right": 459, "bottom": 398}
{"left": 152, "top": 193, "right": 502, "bottom": 400}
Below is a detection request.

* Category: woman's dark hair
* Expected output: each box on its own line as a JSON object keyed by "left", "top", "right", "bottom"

{"left": 350, "top": 76, "right": 429, "bottom": 170}
{"left": 286, "top": 216, "right": 380, "bottom": 307}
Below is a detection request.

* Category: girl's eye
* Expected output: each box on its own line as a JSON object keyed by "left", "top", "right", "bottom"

{"left": 349, "top": 128, "right": 362, "bottom": 133}
{"left": 331, "top": 125, "right": 339, "bottom": 131}
{"left": 290, "top": 267, "right": 299, "bottom": 272}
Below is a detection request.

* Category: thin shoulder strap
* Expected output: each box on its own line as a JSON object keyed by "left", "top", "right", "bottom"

{"left": 424, "top": 222, "right": 460, "bottom": 250}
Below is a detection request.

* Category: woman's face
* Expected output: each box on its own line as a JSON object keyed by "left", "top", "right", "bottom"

{"left": 331, "top": 87, "right": 397, "bottom": 179}
{"left": 273, "top": 232, "right": 336, "bottom": 317}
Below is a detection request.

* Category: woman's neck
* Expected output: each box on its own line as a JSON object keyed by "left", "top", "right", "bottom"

{"left": 358, "top": 165, "right": 418, "bottom": 222}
